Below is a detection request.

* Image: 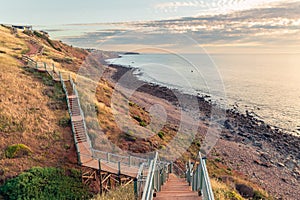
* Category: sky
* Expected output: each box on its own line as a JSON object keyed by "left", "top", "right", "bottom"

{"left": 0, "top": 0, "right": 292, "bottom": 25}
{"left": 1, "top": 0, "right": 300, "bottom": 53}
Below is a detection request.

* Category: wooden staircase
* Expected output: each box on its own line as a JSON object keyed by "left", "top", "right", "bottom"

{"left": 154, "top": 174, "right": 201, "bottom": 200}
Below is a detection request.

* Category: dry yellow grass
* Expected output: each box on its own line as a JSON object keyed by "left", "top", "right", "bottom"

{"left": 0, "top": 26, "right": 77, "bottom": 178}
{"left": 0, "top": 55, "right": 61, "bottom": 135}
{"left": 0, "top": 26, "right": 28, "bottom": 57}
{"left": 91, "top": 184, "right": 135, "bottom": 200}
{"left": 211, "top": 179, "right": 244, "bottom": 200}
{"left": 0, "top": 25, "right": 273, "bottom": 199}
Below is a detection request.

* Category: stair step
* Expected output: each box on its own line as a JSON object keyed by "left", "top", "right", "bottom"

{"left": 75, "top": 129, "right": 85, "bottom": 133}
{"left": 154, "top": 174, "right": 201, "bottom": 200}
{"left": 75, "top": 132, "right": 86, "bottom": 136}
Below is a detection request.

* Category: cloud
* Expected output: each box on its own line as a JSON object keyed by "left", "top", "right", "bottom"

{"left": 154, "top": 1, "right": 207, "bottom": 10}
{"left": 153, "top": 0, "right": 288, "bottom": 14}
{"left": 146, "top": 1, "right": 300, "bottom": 44}
{"left": 59, "top": 1, "right": 300, "bottom": 53}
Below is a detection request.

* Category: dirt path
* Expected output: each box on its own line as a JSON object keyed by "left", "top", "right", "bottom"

{"left": 25, "top": 40, "right": 42, "bottom": 56}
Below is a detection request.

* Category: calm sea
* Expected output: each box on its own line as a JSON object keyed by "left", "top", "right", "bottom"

{"left": 107, "top": 53, "right": 300, "bottom": 135}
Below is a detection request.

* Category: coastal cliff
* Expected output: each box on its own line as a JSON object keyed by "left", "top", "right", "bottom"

{"left": 0, "top": 24, "right": 298, "bottom": 199}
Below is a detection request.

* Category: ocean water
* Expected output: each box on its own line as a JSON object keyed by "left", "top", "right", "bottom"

{"left": 107, "top": 53, "right": 300, "bottom": 135}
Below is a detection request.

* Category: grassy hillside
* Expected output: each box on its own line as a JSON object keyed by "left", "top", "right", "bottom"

{"left": 0, "top": 25, "right": 81, "bottom": 179}
{"left": 0, "top": 25, "right": 91, "bottom": 200}
{"left": 0, "top": 25, "right": 273, "bottom": 199}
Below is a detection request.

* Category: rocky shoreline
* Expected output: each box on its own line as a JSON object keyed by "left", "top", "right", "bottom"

{"left": 104, "top": 62, "right": 299, "bottom": 199}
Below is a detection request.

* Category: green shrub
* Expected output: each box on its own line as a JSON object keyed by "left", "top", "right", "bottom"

{"left": 33, "top": 30, "right": 44, "bottom": 38}
{"left": 133, "top": 115, "right": 142, "bottom": 122}
{"left": 42, "top": 75, "right": 54, "bottom": 86}
{"left": 225, "top": 191, "right": 243, "bottom": 200}
{"left": 5, "top": 144, "right": 32, "bottom": 159}
{"left": 157, "top": 131, "right": 165, "bottom": 139}
{"left": 123, "top": 131, "right": 136, "bottom": 142}
{"left": 253, "top": 190, "right": 270, "bottom": 200}
{"left": 139, "top": 121, "right": 147, "bottom": 127}
{"left": 59, "top": 116, "right": 70, "bottom": 127}
{"left": 0, "top": 167, "right": 90, "bottom": 200}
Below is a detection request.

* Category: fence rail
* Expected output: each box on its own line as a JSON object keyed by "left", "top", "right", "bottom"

{"left": 92, "top": 149, "right": 149, "bottom": 168}
{"left": 187, "top": 152, "right": 215, "bottom": 200}
{"left": 137, "top": 152, "right": 171, "bottom": 200}
{"left": 22, "top": 55, "right": 37, "bottom": 68}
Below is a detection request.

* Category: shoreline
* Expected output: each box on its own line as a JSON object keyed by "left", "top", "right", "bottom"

{"left": 103, "top": 62, "right": 300, "bottom": 199}
{"left": 107, "top": 54, "right": 300, "bottom": 136}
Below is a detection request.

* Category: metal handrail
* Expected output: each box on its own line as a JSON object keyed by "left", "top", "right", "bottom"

{"left": 92, "top": 149, "right": 149, "bottom": 167}
{"left": 142, "top": 152, "right": 157, "bottom": 200}
{"left": 188, "top": 152, "right": 215, "bottom": 200}
{"left": 140, "top": 152, "right": 171, "bottom": 200}
{"left": 134, "top": 163, "right": 146, "bottom": 200}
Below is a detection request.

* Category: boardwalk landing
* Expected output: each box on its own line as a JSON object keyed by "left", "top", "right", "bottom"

{"left": 154, "top": 174, "right": 201, "bottom": 200}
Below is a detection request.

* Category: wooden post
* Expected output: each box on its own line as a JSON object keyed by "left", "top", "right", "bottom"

{"left": 134, "top": 178, "right": 138, "bottom": 200}
{"left": 129, "top": 156, "right": 131, "bottom": 167}
{"left": 77, "top": 152, "right": 81, "bottom": 165}
{"left": 118, "top": 161, "right": 121, "bottom": 186}
{"left": 98, "top": 159, "right": 103, "bottom": 194}
{"left": 118, "top": 161, "right": 121, "bottom": 175}
{"left": 106, "top": 152, "right": 110, "bottom": 162}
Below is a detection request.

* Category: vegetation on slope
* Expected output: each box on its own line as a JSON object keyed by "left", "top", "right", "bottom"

{"left": 0, "top": 25, "right": 83, "bottom": 198}
{"left": 0, "top": 167, "right": 89, "bottom": 200}
{"left": 92, "top": 184, "right": 134, "bottom": 200}
{"left": 0, "top": 24, "right": 274, "bottom": 199}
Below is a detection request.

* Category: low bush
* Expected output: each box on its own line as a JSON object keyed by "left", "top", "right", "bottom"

{"left": 253, "top": 190, "right": 271, "bottom": 200}
{"left": 59, "top": 116, "right": 70, "bottom": 127}
{"left": 139, "top": 121, "right": 147, "bottom": 127}
{"left": 133, "top": 115, "right": 142, "bottom": 122}
{"left": 123, "top": 131, "right": 136, "bottom": 142}
{"left": 157, "top": 131, "right": 165, "bottom": 139}
{"left": 5, "top": 144, "right": 32, "bottom": 159}
{"left": 0, "top": 167, "right": 90, "bottom": 200}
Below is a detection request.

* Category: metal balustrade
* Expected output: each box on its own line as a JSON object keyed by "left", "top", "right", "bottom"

{"left": 187, "top": 152, "right": 215, "bottom": 200}
{"left": 136, "top": 152, "right": 172, "bottom": 200}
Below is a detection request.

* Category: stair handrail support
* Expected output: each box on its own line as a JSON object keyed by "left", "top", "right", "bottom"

{"left": 134, "top": 163, "right": 146, "bottom": 199}
{"left": 189, "top": 152, "right": 215, "bottom": 200}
